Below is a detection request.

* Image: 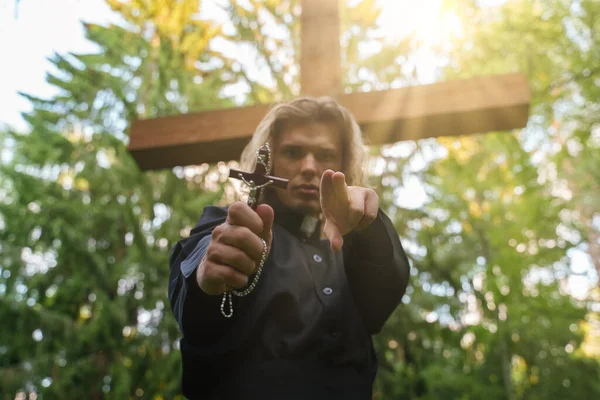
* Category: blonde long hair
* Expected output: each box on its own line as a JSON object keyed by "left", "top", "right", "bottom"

{"left": 240, "top": 96, "right": 368, "bottom": 187}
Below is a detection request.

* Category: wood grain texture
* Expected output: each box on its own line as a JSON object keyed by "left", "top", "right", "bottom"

{"left": 342, "top": 72, "right": 531, "bottom": 145}
{"left": 300, "top": 0, "right": 341, "bottom": 97}
{"left": 128, "top": 73, "right": 530, "bottom": 170}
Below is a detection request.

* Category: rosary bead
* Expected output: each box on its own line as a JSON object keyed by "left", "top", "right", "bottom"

{"left": 221, "top": 238, "right": 268, "bottom": 318}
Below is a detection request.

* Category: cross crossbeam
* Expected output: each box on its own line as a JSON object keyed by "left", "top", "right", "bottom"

{"left": 127, "top": 0, "right": 530, "bottom": 171}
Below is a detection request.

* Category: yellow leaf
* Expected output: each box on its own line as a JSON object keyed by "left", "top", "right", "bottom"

{"left": 75, "top": 178, "right": 89, "bottom": 192}
{"left": 469, "top": 201, "right": 481, "bottom": 218}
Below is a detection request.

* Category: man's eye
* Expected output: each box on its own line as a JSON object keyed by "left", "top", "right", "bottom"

{"left": 283, "top": 148, "right": 301, "bottom": 158}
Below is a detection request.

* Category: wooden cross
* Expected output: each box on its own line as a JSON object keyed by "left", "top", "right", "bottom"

{"left": 228, "top": 143, "right": 288, "bottom": 209}
{"left": 128, "top": 0, "right": 530, "bottom": 170}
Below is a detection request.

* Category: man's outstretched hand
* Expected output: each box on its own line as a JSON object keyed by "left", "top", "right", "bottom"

{"left": 320, "top": 170, "right": 379, "bottom": 252}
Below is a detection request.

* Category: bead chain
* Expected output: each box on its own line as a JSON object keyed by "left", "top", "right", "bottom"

{"left": 221, "top": 238, "right": 268, "bottom": 318}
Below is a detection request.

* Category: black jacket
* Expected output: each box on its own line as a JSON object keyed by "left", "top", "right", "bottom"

{"left": 168, "top": 203, "right": 410, "bottom": 399}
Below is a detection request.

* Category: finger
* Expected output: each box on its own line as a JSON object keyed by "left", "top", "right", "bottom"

{"left": 218, "top": 225, "right": 264, "bottom": 262}
{"left": 227, "top": 201, "right": 264, "bottom": 234}
{"left": 320, "top": 169, "right": 335, "bottom": 204}
{"left": 356, "top": 189, "right": 379, "bottom": 231}
{"left": 323, "top": 219, "right": 344, "bottom": 252}
{"left": 211, "top": 263, "right": 249, "bottom": 290}
{"left": 331, "top": 172, "right": 348, "bottom": 201}
{"left": 199, "top": 260, "right": 248, "bottom": 294}
{"left": 211, "top": 223, "right": 224, "bottom": 240}
{"left": 207, "top": 242, "right": 256, "bottom": 276}
{"left": 347, "top": 189, "right": 365, "bottom": 229}
{"left": 255, "top": 204, "right": 274, "bottom": 259}
{"left": 255, "top": 204, "right": 274, "bottom": 239}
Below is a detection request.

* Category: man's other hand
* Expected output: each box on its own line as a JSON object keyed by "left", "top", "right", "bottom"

{"left": 197, "top": 202, "right": 274, "bottom": 295}
{"left": 320, "top": 170, "right": 379, "bottom": 252}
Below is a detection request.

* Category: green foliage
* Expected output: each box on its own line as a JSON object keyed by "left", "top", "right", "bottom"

{"left": 1, "top": 0, "right": 599, "bottom": 399}
{"left": 0, "top": 1, "right": 230, "bottom": 397}
{"left": 371, "top": 0, "right": 600, "bottom": 398}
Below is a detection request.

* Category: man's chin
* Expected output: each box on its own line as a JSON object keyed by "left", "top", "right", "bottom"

{"left": 291, "top": 200, "right": 321, "bottom": 217}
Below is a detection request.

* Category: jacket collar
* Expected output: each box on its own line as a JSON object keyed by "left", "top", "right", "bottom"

{"left": 266, "top": 195, "right": 322, "bottom": 242}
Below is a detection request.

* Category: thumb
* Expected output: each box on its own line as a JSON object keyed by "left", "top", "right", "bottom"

{"left": 323, "top": 219, "right": 344, "bottom": 252}
{"left": 255, "top": 204, "right": 274, "bottom": 245}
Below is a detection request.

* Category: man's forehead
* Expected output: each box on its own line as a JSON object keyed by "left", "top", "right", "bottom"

{"left": 276, "top": 121, "right": 341, "bottom": 147}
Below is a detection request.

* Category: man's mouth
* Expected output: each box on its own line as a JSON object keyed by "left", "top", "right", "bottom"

{"left": 294, "top": 184, "right": 319, "bottom": 197}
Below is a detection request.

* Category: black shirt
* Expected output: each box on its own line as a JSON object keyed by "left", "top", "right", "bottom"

{"left": 168, "top": 202, "right": 410, "bottom": 399}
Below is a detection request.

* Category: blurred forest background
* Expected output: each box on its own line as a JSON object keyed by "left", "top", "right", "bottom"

{"left": 1, "top": 0, "right": 599, "bottom": 398}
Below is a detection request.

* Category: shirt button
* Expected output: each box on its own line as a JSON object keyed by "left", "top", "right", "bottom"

{"left": 323, "top": 287, "right": 333, "bottom": 295}
{"left": 313, "top": 254, "right": 322, "bottom": 263}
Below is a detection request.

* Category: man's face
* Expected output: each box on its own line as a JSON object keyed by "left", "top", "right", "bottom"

{"left": 272, "top": 122, "right": 343, "bottom": 216}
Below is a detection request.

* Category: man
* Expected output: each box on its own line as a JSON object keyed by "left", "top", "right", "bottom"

{"left": 169, "top": 97, "right": 410, "bottom": 399}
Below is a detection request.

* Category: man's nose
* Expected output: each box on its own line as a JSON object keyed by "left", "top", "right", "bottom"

{"left": 300, "top": 154, "right": 318, "bottom": 176}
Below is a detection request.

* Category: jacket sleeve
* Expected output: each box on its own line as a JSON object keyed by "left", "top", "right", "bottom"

{"left": 343, "top": 208, "right": 411, "bottom": 334}
{"left": 168, "top": 206, "right": 238, "bottom": 346}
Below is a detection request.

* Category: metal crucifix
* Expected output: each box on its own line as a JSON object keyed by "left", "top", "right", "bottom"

{"left": 228, "top": 143, "right": 288, "bottom": 209}
{"left": 220, "top": 143, "right": 288, "bottom": 318}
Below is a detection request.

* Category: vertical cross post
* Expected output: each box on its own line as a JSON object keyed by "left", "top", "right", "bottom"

{"left": 126, "top": 1, "right": 531, "bottom": 170}
{"left": 301, "top": 0, "right": 341, "bottom": 97}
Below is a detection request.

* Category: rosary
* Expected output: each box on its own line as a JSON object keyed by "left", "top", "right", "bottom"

{"left": 221, "top": 144, "right": 288, "bottom": 318}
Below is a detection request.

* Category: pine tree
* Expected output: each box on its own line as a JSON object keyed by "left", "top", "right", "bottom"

{"left": 371, "top": 0, "right": 600, "bottom": 398}
{"left": 0, "top": 1, "right": 234, "bottom": 397}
